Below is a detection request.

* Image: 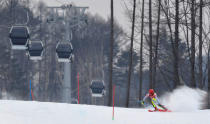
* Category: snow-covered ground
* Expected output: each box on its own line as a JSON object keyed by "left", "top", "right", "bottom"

{"left": 0, "top": 86, "right": 210, "bottom": 124}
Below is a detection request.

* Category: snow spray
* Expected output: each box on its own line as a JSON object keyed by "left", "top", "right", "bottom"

{"left": 161, "top": 86, "right": 206, "bottom": 111}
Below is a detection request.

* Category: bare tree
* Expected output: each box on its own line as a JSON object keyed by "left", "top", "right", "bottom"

{"left": 198, "top": 0, "right": 203, "bottom": 89}
{"left": 126, "top": 0, "right": 136, "bottom": 108}
{"left": 158, "top": 0, "right": 182, "bottom": 88}
{"left": 174, "top": 0, "right": 180, "bottom": 88}
{"left": 149, "top": 0, "right": 153, "bottom": 88}
{"left": 108, "top": 0, "right": 114, "bottom": 106}
{"left": 153, "top": 0, "right": 161, "bottom": 88}
{"left": 139, "top": 0, "right": 145, "bottom": 102}
{"left": 190, "top": 0, "right": 196, "bottom": 87}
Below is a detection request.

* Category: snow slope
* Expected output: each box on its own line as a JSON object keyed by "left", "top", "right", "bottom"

{"left": 0, "top": 100, "right": 209, "bottom": 124}
{"left": 0, "top": 86, "right": 209, "bottom": 124}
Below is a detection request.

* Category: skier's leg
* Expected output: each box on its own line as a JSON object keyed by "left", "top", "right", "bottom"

{"left": 151, "top": 100, "right": 158, "bottom": 111}
{"left": 158, "top": 104, "right": 168, "bottom": 110}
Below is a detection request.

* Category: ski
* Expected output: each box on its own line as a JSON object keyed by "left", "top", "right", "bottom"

{"left": 148, "top": 109, "right": 172, "bottom": 112}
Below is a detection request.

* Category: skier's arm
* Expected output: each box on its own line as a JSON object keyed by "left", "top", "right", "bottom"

{"left": 142, "top": 94, "right": 149, "bottom": 103}
{"left": 154, "top": 94, "right": 160, "bottom": 104}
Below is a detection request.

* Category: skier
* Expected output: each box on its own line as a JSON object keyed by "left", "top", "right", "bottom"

{"left": 141, "top": 89, "right": 168, "bottom": 111}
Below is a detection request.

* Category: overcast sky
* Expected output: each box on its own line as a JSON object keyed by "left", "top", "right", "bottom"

{"left": 32, "top": 0, "right": 129, "bottom": 31}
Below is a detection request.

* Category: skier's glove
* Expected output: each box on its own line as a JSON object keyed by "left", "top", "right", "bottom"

{"left": 141, "top": 101, "right": 144, "bottom": 105}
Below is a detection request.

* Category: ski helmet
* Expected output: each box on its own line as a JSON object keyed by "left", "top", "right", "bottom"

{"left": 149, "top": 89, "right": 154, "bottom": 96}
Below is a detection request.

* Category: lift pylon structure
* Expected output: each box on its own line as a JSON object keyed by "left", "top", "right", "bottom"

{"left": 47, "top": 4, "right": 88, "bottom": 103}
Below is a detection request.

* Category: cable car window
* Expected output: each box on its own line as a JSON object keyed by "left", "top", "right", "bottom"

{"left": 11, "top": 38, "right": 28, "bottom": 45}
{"left": 10, "top": 27, "right": 29, "bottom": 38}
{"left": 28, "top": 41, "right": 44, "bottom": 60}
{"left": 56, "top": 42, "right": 73, "bottom": 62}
{"left": 29, "top": 42, "right": 43, "bottom": 51}
{"left": 90, "top": 80, "right": 105, "bottom": 97}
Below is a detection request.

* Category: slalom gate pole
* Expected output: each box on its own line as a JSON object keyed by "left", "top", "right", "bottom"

{"left": 31, "top": 89, "right": 35, "bottom": 100}
{"left": 112, "top": 85, "right": 115, "bottom": 120}
{"left": 29, "top": 80, "right": 32, "bottom": 100}
{"left": 77, "top": 72, "right": 80, "bottom": 104}
{"left": 29, "top": 80, "right": 35, "bottom": 101}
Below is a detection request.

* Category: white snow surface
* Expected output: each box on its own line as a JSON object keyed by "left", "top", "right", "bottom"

{"left": 0, "top": 86, "right": 210, "bottom": 124}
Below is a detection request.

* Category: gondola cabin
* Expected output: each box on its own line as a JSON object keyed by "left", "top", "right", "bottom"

{"left": 90, "top": 80, "right": 105, "bottom": 97}
{"left": 56, "top": 42, "right": 73, "bottom": 63}
{"left": 27, "top": 41, "right": 44, "bottom": 60}
{"left": 9, "top": 26, "right": 30, "bottom": 50}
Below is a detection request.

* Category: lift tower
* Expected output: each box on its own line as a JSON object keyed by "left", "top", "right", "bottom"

{"left": 47, "top": 4, "right": 88, "bottom": 103}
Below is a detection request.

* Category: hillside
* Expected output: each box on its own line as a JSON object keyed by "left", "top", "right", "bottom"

{"left": 0, "top": 99, "right": 209, "bottom": 124}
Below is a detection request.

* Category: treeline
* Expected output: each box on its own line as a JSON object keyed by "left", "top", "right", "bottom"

{"left": 120, "top": 0, "right": 210, "bottom": 108}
